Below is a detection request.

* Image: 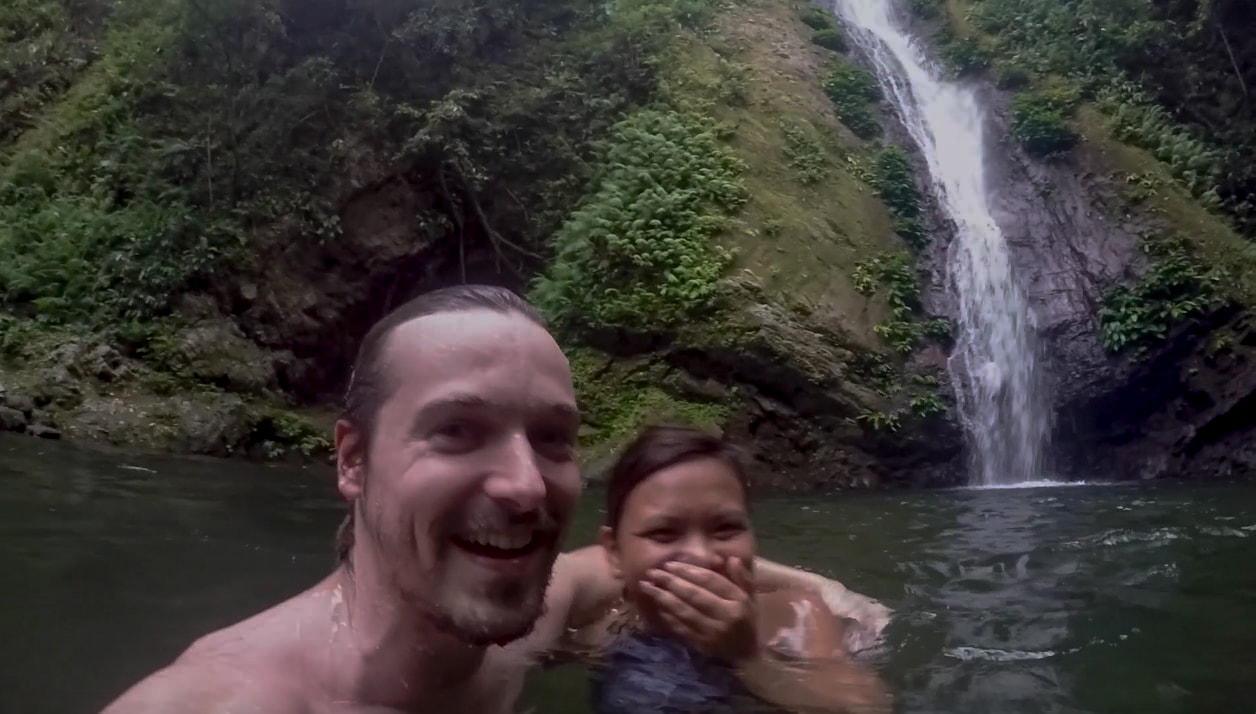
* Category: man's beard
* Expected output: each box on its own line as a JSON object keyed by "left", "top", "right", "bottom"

{"left": 420, "top": 571, "right": 553, "bottom": 647}
{"left": 364, "top": 499, "right": 562, "bottom": 648}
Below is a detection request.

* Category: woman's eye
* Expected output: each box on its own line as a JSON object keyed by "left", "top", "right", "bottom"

{"left": 645, "top": 530, "right": 678, "bottom": 544}
{"left": 713, "top": 523, "right": 747, "bottom": 539}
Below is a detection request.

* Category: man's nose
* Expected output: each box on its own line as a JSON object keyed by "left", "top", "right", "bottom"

{"left": 482, "top": 432, "right": 546, "bottom": 512}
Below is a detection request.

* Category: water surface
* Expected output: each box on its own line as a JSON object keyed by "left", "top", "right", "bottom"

{"left": 2, "top": 434, "right": 1254, "bottom": 713}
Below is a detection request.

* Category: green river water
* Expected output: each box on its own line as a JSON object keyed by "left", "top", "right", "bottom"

{"left": 2, "top": 434, "right": 1254, "bottom": 713}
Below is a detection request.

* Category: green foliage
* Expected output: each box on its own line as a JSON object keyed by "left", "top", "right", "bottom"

{"left": 848, "top": 350, "right": 899, "bottom": 396}
{"left": 763, "top": 219, "right": 784, "bottom": 238}
{"left": 909, "top": 391, "right": 946, "bottom": 418}
{"left": 857, "top": 408, "right": 902, "bottom": 432}
{"left": 921, "top": 317, "right": 953, "bottom": 341}
{"left": 0, "top": 0, "right": 110, "bottom": 148}
{"left": 811, "top": 28, "right": 847, "bottom": 53}
{"left": 567, "top": 348, "right": 731, "bottom": 452}
{"left": 0, "top": 1, "right": 243, "bottom": 324}
{"left": 864, "top": 146, "right": 929, "bottom": 249}
{"left": 531, "top": 109, "right": 746, "bottom": 333}
{"left": 0, "top": 315, "right": 44, "bottom": 361}
{"left": 992, "top": 60, "right": 1033, "bottom": 89}
{"left": 259, "top": 410, "right": 333, "bottom": 459}
{"left": 962, "top": 0, "right": 1256, "bottom": 235}
{"left": 1099, "top": 235, "right": 1219, "bottom": 353}
{"left": 823, "top": 62, "right": 882, "bottom": 140}
{"left": 966, "top": 0, "right": 1159, "bottom": 82}
{"left": 874, "top": 320, "right": 925, "bottom": 353}
{"left": 854, "top": 252, "right": 920, "bottom": 313}
{"left": 781, "top": 122, "right": 829, "bottom": 185}
{"left": 892, "top": 216, "right": 929, "bottom": 250}
{"left": 1099, "top": 83, "right": 1224, "bottom": 201}
{"left": 908, "top": 0, "right": 942, "bottom": 19}
{"left": 853, "top": 250, "right": 950, "bottom": 354}
{"left": 1010, "top": 88, "right": 1079, "bottom": 159}
{"left": 1, "top": 0, "right": 732, "bottom": 339}
{"left": 800, "top": 6, "right": 835, "bottom": 31}
{"left": 936, "top": 32, "right": 991, "bottom": 78}
{"left": 869, "top": 147, "right": 922, "bottom": 221}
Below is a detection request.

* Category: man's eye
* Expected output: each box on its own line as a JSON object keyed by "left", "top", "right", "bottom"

{"left": 529, "top": 425, "right": 577, "bottom": 461}
{"left": 431, "top": 421, "right": 481, "bottom": 449}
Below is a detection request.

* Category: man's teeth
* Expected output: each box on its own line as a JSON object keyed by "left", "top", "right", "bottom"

{"left": 462, "top": 529, "right": 535, "bottom": 550}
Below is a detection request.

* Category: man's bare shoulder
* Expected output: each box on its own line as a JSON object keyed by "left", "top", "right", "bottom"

{"left": 100, "top": 578, "right": 338, "bottom": 714}
{"left": 100, "top": 658, "right": 304, "bottom": 714}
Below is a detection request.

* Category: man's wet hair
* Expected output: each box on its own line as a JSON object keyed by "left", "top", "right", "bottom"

{"left": 603, "top": 425, "right": 750, "bottom": 531}
{"left": 336, "top": 284, "right": 547, "bottom": 564}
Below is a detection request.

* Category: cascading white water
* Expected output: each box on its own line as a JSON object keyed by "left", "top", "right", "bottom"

{"left": 829, "top": 0, "right": 1053, "bottom": 486}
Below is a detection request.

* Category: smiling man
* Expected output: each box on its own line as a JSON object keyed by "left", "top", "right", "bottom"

{"left": 101, "top": 285, "right": 890, "bottom": 713}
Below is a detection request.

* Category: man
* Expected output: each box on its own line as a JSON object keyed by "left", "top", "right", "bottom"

{"left": 102, "top": 285, "right": 889, "bottom": 713}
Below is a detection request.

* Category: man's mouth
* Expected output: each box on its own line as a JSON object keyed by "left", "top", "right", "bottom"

{"left": 450, "top": 527, "right": 554, "bottom": 561}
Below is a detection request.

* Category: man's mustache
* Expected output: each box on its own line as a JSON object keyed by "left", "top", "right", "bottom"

{"left": 454, "top": 500, "right": 562, "bottom": 532}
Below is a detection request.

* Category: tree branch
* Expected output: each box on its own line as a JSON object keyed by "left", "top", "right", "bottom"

{"left": 1215, "top": 19, "right": 1249, "bottom": 105}
{"left": 452, "top": 162, "right": 540, "bottom": 277}
{"left": 438, "top": 163, "right": 467, "bottom": 283}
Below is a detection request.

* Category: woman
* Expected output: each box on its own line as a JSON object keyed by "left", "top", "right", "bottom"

{"left": 573, "top": 425, "right": 893, "bottom": 714}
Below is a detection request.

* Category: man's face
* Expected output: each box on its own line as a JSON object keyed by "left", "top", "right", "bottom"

{"left": 337, "top": 309, "right": 582, "bottom": 646}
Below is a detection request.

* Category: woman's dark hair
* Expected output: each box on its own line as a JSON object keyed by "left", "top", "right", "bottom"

{"left": 337, "top": 284, "right": 546, "bottom": 565}
{"left": 603, "top": 425, "right": 750, "bottom": 530}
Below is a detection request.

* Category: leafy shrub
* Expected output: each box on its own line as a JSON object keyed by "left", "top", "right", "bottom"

{"left": 908, "top": 0, "right": 941, "bottom": 19}
{"left": 1010, "top": 89, "right": 1079, "bottom": 158}
{"left": 781, "top": 122, "right": 829, "bottom": 184}
{"left": 937, "top": 33, "right": 991, "bottom": 77}
{"left": 800, "top": 6, "right": 835, "bottom": 31}
{"left": 892, "top": 216, "right": 929, "bottom": 250}
{"left": 812, "top": 28, "right": 847, "bottom": 53}
{"left": 854, "top": 252, "right": 920, "bottom": 314}
{"left": 823, "top": 62, "right": 882, "bottom": 139}
{"left": 992, "top": 60, "right": 1033, "bottom": 89}
{"left": 854, "top": 251, "right": 951, "bottom": 354}
{"left": 962, "top": 0, "right": 1254, "bottom": 235}
{"left": 869, "top": 146, "right": 922, "bottom": 221}
{"left": 1099, "top": 235, "right": 1218, "bottom": 353}
{"left": 909, "top": 392, "right": 946, "bottom": 418}
{"left": 531, "top": 110, "right": 747, "bottom": 333}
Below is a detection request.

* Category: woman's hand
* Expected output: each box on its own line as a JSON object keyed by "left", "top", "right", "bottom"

{"left": 639, "top": 557, "right": 758, "bottom": 662}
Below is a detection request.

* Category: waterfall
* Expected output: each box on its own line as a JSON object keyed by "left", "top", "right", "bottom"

{"left": 829, "top": 0, "right": 1053, "bottom": 486}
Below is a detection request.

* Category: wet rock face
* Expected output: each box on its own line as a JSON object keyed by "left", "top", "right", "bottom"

{"left": 970, "top": 90, "right": 1255, "bottom": 481}
{"left": 591, "top": 286, "right": 967, "bottom": 491}
{"left": 1055, "top": 307, "right": 1256, "bottom": 481}
{"left": 231, "top": 175, "right": 530, "bottom": 401}
{"left": 977, "top": 91, "right": 1145, "bottom": 415}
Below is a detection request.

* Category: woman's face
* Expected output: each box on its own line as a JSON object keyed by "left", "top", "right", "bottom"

{"left": 599, "top": 457, "right": 755, "bottom": 608}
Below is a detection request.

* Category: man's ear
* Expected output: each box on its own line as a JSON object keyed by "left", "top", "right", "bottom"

{"left": 335, "top": 419, "right": 366, "bottom": 502}
{"left": 597, "top": 525, "right": 622, "bottom": 579}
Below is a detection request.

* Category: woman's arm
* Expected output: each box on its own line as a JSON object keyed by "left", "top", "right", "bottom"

{"left": 734, "top": 590, "right": 893, "bottom": 714}
{"left": 753, "top": 558, "right": 892, "bottom": 652}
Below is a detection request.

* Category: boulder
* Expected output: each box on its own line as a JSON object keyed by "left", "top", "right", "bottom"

{"left": 0, "top": 406, "right": 26, "bottom": 432}
{"left": 27, "top": 423, "right": 61, "bottom": 440}
{"left": 3, "top": 392, "right": 36, "bottom": 417}
{"left": 167, "top": 321, "right": 277, "bottom": 393}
